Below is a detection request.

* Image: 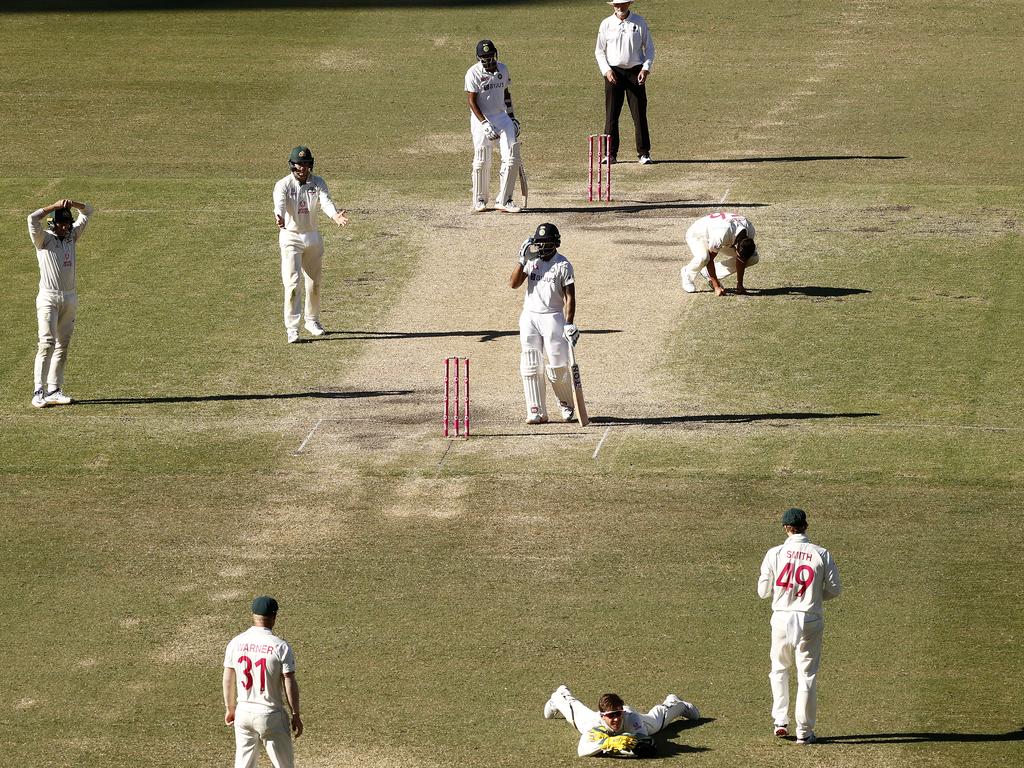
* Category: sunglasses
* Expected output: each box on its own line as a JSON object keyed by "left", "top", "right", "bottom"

{"left": 601, "top": 710, "right": 625, "bottom": 718}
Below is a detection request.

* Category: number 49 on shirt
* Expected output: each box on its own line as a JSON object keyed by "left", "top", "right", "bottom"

{"left": 776, "top": 562, "right": 814, "bottom": 598}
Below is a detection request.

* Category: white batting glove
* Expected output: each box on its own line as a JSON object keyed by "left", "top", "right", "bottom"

{"left": 482, "top": 121, "right": 500, "bottom": 141}
{"left": 518, "top": 237, "right": 534, "bottom": 266}
{"left": 564, "top": 324, "right": 580, "bottom": 347}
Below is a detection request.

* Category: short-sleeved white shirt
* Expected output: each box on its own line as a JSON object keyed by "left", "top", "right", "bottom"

{"left": 273, "top": 173, "right": 340, "bottom": 235}
{"left": 224, "top": 626, "right": 296, "bottom": 713}
{"left": 520, "top": 253, "right": 574, "bottom": 314}
{"left": 464, "top": 62, "right": 512, "bottom": 120}
{"left": 687, "top": 212, "right": 755, "bottom": 255}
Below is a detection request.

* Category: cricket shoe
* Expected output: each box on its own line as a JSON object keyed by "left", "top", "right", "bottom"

{"left": 664, "top": 694, "right": 699, "bottom": 720}
{"left": 544, "top": 685, "right": 571, "bottom": 719}
{"left": 796, "top": 731, "right": 816, "bottom": 745}
{"left": 559, "top": 403, "right": 575, "bottom": 422}
{"left": 286, "top": 329, "right": 300, "bottom": 344}
{"left": 44, "top": 389, "right": 73, "bottom": 405}
{"left": 496, "top": 200, "right": 522, "bottom": 213}
{"left": 681, "top": 268, "right": 697, "bottom": 293}
{"left": 638, "top": 154, "right": 653, "bottom": 165}
{"left": 526, "top": 414, "right": 549, "bottom": 425}
{"left": 31, "top": 389, "right": 50, "bottom": 408}
{"left": 601, "top": 155, "right": 617, "bottom": 165}
{"left": 304, "top": 320, "right": 326, "bottom": 337}
{"left": 773, "top": 724, "right": 788, "bottom": 737}
{"left": 472, "top": 200, "right": 487, "bottom": 213}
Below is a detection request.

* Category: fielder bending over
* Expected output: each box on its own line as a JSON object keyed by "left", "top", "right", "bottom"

{"left": 273, "top": 145, "right": 349, "bottom": 344}
{"left": 682, "top": 212, "right": 759, "bottom": 295}
{"left": 27, "top": 198, "right": 94, "bottom": 408}
{"left": 509, "top": 223, "right": 578, "bottom": 424}
{"left": 543, "top": 687, "right": 700, "bottom": 757}
{"left": 465, "top": 39, "right": 523, "bottom": 212}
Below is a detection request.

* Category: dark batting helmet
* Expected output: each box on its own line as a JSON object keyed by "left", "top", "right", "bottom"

{"left": 532, "top": 223, "right": 560, "bottom": 246}
{"left": 476, "top": 39, "right": 498, "bottom": 71}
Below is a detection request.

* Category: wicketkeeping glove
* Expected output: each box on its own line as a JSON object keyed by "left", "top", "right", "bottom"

{"left": 564, "top": 324, "right": 580, "bottom": 347}
{"left": 601, "top": 734, "right": 639, "bottom": 753}
{"left": 482, "top": 121, "right": 500, "bottom": 141}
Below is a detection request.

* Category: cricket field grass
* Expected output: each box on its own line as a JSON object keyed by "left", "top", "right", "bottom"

{"left": 0, "top": 1, "right": 1021, "bottom": 766}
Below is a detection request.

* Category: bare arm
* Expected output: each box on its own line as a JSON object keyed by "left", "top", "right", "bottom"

{"left": 222, "top": 668, "right": 237, "bottom": 725}
{"left": 705, "top": 252, "right": 727, "bottom": 296}
{"left": 510, "top": 261, "right": 527, "bottom": 289}
{"left": 284, "top": 672, "right": 303, "bottom": 737}
{"left": 466, "top": 91, "right": 486, "bottom": 123}
{"left": 563, "top": 283, "right": 576, "bottom": 324}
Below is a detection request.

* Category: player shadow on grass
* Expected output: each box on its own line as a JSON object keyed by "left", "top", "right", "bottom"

{"left": 647, "top": 717, "right": 714, "bottom": 757}
{"left": 74, "top": 390, "right": 411, "bottom": 406}
{"left": 311, "top": 329, "right": 623, "bottom": 343}
{"left": 590, "top": 411, "right": 880, "bottom": 426}
{"left": 744, "top": 286, "right": 872, "bottom": 298}
{"left": 817, "top": 727, "right": 1024, "bottom": 745}
{"left": 526, "top": 201, "right": 768, "bottom": 215}
{"left": 652, "top": 154, "right": 906, "bottom": 165}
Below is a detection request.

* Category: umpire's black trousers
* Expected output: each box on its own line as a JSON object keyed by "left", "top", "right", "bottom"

{"left": 603, "top": 64, "right": 650, "bottom": 160}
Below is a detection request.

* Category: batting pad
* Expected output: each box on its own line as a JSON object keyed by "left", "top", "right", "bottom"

{"left": 546, "top": 365, "right": 574, "bottom": 410}
{"left": 521, "top": 349, "right": 546, "bottom": 418}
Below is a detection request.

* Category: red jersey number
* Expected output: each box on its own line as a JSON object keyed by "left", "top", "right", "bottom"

{"left": 237, "top": 655, "right": 268, "bottom": 692}
{"left": 775, "top": 563, "right": 815, "bottom": 598}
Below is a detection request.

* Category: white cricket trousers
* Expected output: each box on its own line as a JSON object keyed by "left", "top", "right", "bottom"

{"left": 519, "top": 310, "right": 569, "bottom": 367}
{"left": 471, "top": 112, "right": 518, "bottom": 204}
{"left": 769, "top": 610, "right": 824, "bottom": 736}
{"left": 280, "top": 230, "right": 324, "bottom": 332}
{"left": 233, "top": 708, "right": 294, "bottom": 768}
{"left": 550, "top": 690, "right": 689, "bottom": 737}
{"left": 683, "top": 229, "right": 759, "bottom": 284}
{"left": 34, "top": 289, "right": 77, "bottom": 392}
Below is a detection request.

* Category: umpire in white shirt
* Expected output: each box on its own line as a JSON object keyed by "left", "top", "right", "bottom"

{"left": 595, "top": 1, "right": 655, "bottom": 164}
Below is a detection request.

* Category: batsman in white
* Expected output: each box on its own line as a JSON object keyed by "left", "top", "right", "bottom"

{"left": 509, "top": 223, "right": 579, "bottom": 424}
{"left": 757, "top": 508, "right": 842, "bottom": 745}
{"left": 27, "top": 198, "right": 94, "bottom": 408}
{"left": 465, "top": 39, "right": 523, "bottom": 213}
{"left": 223, "top": 596, "right": 303, "bottom": 768}
{"left": 681, "top": 212, "right": 759, "bottom": 296}
{"left": 273, "top": 145, "right": 349, "bottom": 343}
{"left": 543, "top": 687, "right": 699, "bottom": 757}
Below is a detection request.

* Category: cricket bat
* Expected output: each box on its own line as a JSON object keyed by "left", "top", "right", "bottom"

{"left": 565, "top": 340, "right": 590, "bottom": 427}
{"left": 518, "top": 161, "right": 529, "bottom": 210}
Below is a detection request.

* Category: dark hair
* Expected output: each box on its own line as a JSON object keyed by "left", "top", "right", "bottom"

{"left": 736, "top": 235, "right": 756, "bottom": 261}
{"left": 598, "top": 693, "right": 625, "bottom": 713}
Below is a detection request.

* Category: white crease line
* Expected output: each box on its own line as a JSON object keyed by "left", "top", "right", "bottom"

{"left": 592, "top": 426, "right": 611, "bottom": 459}
{"left": 293, "top": 418, "right": 323, "bottom": 455}
{"left": 719, "top": 188, "right": 730, "bottom": 204}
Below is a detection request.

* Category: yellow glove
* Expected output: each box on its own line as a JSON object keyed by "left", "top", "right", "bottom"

{"left": 602, "top": 733, "right": 638, "bottom": 753}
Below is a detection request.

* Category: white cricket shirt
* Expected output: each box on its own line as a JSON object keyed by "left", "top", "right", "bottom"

{"left": 273, "top": 174, "right": 340, "bottom": 235}
{"left": 464, "top": 62, "right": 512, "bottom": 119}
{"left": 595, "top": 11, "right": 655, "bottom": 73}
{"left": 28, "top": 204, "right": 93, "bottom": 293}
{"left": 758, "top": 534, "right": 842, "bottom": 619}
{"left": 224, "top": 626, "right": 296, "bottom": 713}
{"left": 688, "top": 213, "right": 756, "bottom": 254}
{"left": 521, "top": 253, "right": 574, "bottom": 314}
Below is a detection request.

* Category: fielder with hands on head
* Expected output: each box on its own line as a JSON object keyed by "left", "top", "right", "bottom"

{"left": 757, "top": 508, "right": 842, "bottom": 745}
{"left": 510, "top": 223, "right": 579, "bottom": 424}
{"left": 466, "top": 39, "right": 523, "bottom": 213}
{"left": 274, "top": 145, "right": 349, "bottom": 344}
{"left": 543, "top": 686, "right": 700, "bottom": 757}
{"left": 682, "top": 212, "right": 759, "bottom": 296}
{"left": 595, "top": 1, "right": 656, "bottom": 165}
{"left": 27, "top": 198, "right": 94, "bottom": 408}
{"left": 224, "top": 596, "right": 302, "bottom": 768}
